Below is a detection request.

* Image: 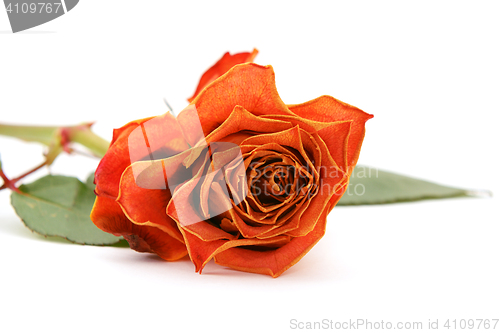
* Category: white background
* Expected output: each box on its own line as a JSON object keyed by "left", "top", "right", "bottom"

{"left": 1, "top": 1, "right": 499, "bottom": 332}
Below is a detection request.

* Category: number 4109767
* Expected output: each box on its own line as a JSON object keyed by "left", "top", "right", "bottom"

{"left": 5, "top": 3, "right": 62, "bottom": 14}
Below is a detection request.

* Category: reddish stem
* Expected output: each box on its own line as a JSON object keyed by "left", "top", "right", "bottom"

{"left": 0, "top": 160, "right": 47, "bottom": 193}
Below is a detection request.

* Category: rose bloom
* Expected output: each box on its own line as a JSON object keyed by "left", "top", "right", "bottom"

{"left": 91, "top": 55, "right": 372, "bottom": 277}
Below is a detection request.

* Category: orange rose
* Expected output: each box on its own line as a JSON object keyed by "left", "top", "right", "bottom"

{"left": 91, "top": 56, "right": 372, "bottom": 277}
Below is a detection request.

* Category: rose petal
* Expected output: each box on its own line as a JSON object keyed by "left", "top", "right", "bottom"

{"left": 180, "top": 64, "right": 295, "bottom": 140}
{"left": 127, "top": 112, "right": 190, "bottom": 163}
{"left": 94, "top": 117, "right": 153, "bottom": 198}
{"left": 179, "top": 224, "right": 290, "bottom": 273}
{"left": 208, "top": 182, "right": 235, "bottom": 217}
{"left": 172, "top": 105, "right": 206, "bottom": 147}
{"left": 288, "top": 95, "right": 373, "bottom": 172}
{"left": 284, "top": 134, "right": 347, "bottom": 237}
{"left": 166, "top": 167, "right": 238, "bottom": 242}
{"left": 205, "top": 105, "right": 293, "bottom": 145}
{"left": 237, "top": 146, "right": 306, "bottom": 225}
{"left": 90, "top": 196, "right": 187, "bottom": 261}
{"left": 116, "top": 161, "right": 185, "bottom": 244}
{"left": 258, "top": 132, "right": 345, "bottom": 238}
{"left": 241, "top": 143, "right": 304, "bottom": 170}
{"left": 221, "top": 152, "right": 247, "bottom": 205}
{"left": 241, "top": 126, "right": 310, "bottom": 164}
{"left": 214, "top": 202, "right": 332, "bottom": 278}
{"left": 220, "top": 218, "right": 239, "bottom": 234}
{"left": 237, "top": 140, "right": 317, "bottom": 227}
{"left": 228, "top": 208, "right": 277, "bottom": 238}
{"left": 95, "top": 112, "right": 189, "bottom": 199}
{"left": 316, "top": 121, "right": 352, "bottom": 172}
{"left": 261, "top": 114, "right": 352, "bottom": 171}
{"left": 261, "top": 114, "right": 333, "bottom": 132}
{"left": 187, "top": 49, "right": 258, "bottom": 103}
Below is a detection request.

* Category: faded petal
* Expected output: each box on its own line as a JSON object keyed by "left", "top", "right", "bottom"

{"left": 187, "top": 49, "right": 258, "bottom": 103}
{"left": 179, "top": 64, "right": 294, "bottom": 141}
{"left": 288, "top": 96, "right": 373, "bottom": 172}
{"left": 90, "top": 196, "right": 187, "bottom": 261}
{"left": 116, "top": 161, "right": 185, "bottom": 244}
{"left": 214, "top": 202, "right": 331, "bottom": 278}
{"left": 95, "top": 112, "right": 189, "bottom": 199}
{"left": 180, "top": 224, "right": 291, "bottom": 273}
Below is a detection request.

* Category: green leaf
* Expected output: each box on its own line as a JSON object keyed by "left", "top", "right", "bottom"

{"left": 337, "top": 166, "right": 480, "bottom": 205}
{"left": 10, "top": 175, "right": 122, "bottom": 245}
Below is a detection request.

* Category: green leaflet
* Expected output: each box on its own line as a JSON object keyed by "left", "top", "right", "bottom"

{"left": 337, "top": 166, "right": 476, "bottom": 205}
{"left": 10, "top": 174, "right": 123, "bottom": 245}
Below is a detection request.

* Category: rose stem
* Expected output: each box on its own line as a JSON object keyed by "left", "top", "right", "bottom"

{"left": 0, "top": 123, "right": 110, "bottom": 158}
{"left": 0, "top": 123, "right": 111, "bottom": 192}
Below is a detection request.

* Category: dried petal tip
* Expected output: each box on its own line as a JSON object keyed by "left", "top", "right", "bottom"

{"left": 187, "top": 49, "right": 259, "bottom": 102}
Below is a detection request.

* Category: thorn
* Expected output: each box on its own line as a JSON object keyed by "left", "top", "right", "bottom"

{"left": 163, "top": 98, "right": 177, "bottom": 117}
